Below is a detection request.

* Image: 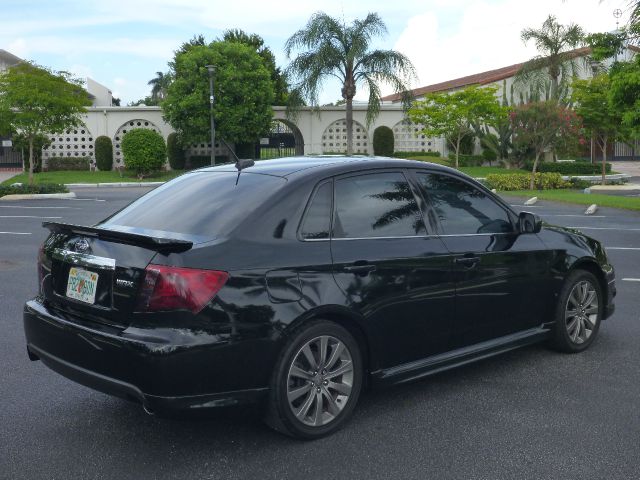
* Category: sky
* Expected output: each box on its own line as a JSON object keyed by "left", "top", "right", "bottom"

{"left": 0, "top": 0, "right": 631, "bottom": 105}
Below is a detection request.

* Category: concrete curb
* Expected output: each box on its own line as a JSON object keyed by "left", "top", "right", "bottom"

{"left": 0, "top": 192, "right": 77, "bottom": 201}
{"left": 65, "top": 182, "right": 165, "bottom": 188}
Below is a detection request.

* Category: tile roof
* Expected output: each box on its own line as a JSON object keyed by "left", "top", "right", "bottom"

{"left": 381, "top": 47, "right": 594, "bottom": 102}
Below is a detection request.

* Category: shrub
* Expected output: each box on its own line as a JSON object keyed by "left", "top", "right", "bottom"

{"left": 449, "top": 154, "right": 484, "bottom": 167}
{"left": 45, "top": 156, "right": 91, "bottom": 171}
{"left": 188, "top": 155, "right": 230, "bottom": 169}
{"left": 393, "top": 151, "right": 441, "bottom": 158}
{"left": 0, "top": 183, "right": 68, "bottom": 198}
{"left": 167, "top": 133, "right": 186, "bottom": 169}
{"left": 485, "top": 172, "right": 570, "bottom": 191}
{"left": 95, "top": 136, "right": 114, "bottom": 171}
{"left": 121, "top": 129, "right": 166, "bottom": 176}
{"left": 523, "top": 161, "right": 612, "bottom": 175}
{"left": 373, "top": 126, "right": 394, "bottom": 156}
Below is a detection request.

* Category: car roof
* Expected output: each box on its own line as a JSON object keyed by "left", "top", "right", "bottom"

{"left": 195, "top": 156, "right": 458, "bottom": 179}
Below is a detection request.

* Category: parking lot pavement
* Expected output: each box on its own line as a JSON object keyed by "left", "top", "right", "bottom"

{"left": 2, "top": 188, "right": 640, "bottom": 480}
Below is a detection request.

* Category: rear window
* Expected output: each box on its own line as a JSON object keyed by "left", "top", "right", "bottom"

{"left": 100, "top": 172, "right": 286, "bottom": 240}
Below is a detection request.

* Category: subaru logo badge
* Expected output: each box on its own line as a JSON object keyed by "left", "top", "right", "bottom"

{"left": 74, "top": 238, "right": 90, "bottom": 253}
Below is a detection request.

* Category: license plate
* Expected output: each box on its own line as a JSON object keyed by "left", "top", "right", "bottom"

{"left": 66, "top": 267, "right": 99, "bottom": 304}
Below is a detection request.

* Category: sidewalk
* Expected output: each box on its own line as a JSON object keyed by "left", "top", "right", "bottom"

{"left": 610, "top": 161, "right": 640, "bottom": 181}
{"left": 0, "top": 169, "right": 19, "bottom": 184}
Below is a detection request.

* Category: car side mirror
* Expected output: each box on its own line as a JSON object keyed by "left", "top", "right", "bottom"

{"left": 519, "top": 211, "right": 542, "bottom": 234}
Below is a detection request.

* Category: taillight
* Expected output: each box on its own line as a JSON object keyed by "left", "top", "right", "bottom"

{"left": 37, "top": 244, "right": 45, "bottom": 293}
{"left": 136, "top": 264, "right": 229, "bottom": 314}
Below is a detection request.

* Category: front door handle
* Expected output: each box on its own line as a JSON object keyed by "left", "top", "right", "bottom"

{"left": 344, "top": 262, "right": 377, "bottom": 276}
{"left": 454, "top": 256, "right": 480, "bottom": 268}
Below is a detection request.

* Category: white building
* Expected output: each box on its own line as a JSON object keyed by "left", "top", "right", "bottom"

{"left": 2, "top": 45, "right": 639, "bottom": 171}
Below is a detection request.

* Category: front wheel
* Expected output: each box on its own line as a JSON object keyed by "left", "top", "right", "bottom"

{"left": 265, "top": 320, "right": 363, "bottom": 439}
{"left": 550, "top": 270, "right": 602, "bottom": 353}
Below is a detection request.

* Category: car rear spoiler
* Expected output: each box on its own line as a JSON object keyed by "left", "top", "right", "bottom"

{"left": 42, "top": 222, "right": 193, "bottom": 253}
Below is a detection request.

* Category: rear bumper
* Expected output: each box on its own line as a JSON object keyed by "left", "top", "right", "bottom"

{"left": 24, "top": 299, "right": 270, "bottom": 411}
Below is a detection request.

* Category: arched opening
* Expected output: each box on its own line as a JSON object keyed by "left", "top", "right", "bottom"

{"left": 392, "top": 119, "right": 440, "bottom": 154}
{"left": 113, "top": 119, "right": 161, "bottom": 167}
{"left": 321, "top": 119, "right": 368, "bottom": 154}
{"left": 42, "top": 123, "right": 94, "bottom": 163}
{"left": 258, "top": 120, "right": 304, "bottom": 159}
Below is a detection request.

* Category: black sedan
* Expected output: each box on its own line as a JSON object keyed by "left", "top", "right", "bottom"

{"left": 24, "top": 157, "right": 616, "bottom": 439}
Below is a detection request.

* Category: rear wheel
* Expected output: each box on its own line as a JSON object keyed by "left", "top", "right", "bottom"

{"left": 265, "top": 320, "right": 363, "bottom": 439}
{"left": 550, "top": 270, "right": 602, "bottom": 353}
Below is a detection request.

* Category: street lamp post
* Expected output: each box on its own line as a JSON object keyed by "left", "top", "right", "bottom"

{"left": 206, "top": 65, "right": 215, "bottom": 166}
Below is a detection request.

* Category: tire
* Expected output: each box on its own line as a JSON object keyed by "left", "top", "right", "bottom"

{"left": 265, "top": 320, "right": 363, "bottom": 439}
{"left": 550, "top": 270, "right": 602, "bottom": 353}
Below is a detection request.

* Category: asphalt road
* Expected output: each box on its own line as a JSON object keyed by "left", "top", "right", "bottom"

{"left": 1, "top": 187, "right": 639, "bottom": 480}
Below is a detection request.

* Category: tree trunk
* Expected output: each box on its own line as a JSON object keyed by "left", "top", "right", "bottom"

{"left": 454, "top": 136, "right": 461, "bottom": 169}
{"left": 28, "top": 137, "right": 35, "bottom": 186}
{"left": 529, "top": 151, "right": 541, "bottom": 190}
{"left": 601, "top": 136, "right": 607, "bottom": 186}
{"left": 345, "top": 96, "right": 353, "bottom": 156}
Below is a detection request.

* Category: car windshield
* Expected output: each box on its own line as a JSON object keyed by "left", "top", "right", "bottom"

{"left": 100, "top": 171, "right": 286, "bottom": 241}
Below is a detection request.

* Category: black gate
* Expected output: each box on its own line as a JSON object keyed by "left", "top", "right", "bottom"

{"left": 257, "top": 121, "right": 303, "bottom": 159}
{"left": 0, "top": 137, "right": 22, "bottom": 168}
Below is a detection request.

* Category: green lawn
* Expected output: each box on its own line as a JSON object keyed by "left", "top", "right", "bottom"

{"left": 1, "top": 170, "right": 186, "bottom": 186}
{"left": 502, "top": 189, "right": 640, "bottom": 211}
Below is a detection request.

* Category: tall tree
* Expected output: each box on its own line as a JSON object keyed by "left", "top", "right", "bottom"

{"left": 148, "top": 71, "right": 171, "bottom": 103}
{"left": 517, "top": 15, "right": 585, "bottom": 101}
{"left": 510, "top": 101, "right": 582, "bottom": 189}
{"left": 572, "top": 75, "right": 621, "bottom": 185}
{"left": 222, "top": 29, "right": 289, "bottom": 105}
{"left": 162, "top": 41, "right": 274, "bottom": 153}
{"left": 285, "top": 12, "right": 416, "bottom": 155}
{"left": 408, "top": 85, "right": 506, "bottom": 169}
{"left": 0, "top": 63, "right": 91, "bottom": 184}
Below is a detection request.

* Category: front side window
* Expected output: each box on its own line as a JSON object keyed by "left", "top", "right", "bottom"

{"left": 333, "top": 172, "right": 426, "bottom": 239}
{"left": 417, "top": 173, "right": 513, "bottom": 235}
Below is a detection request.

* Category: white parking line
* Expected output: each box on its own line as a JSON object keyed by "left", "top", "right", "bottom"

{"left": 0, "top": 205, "right": 78, "bottom": 209}
{"left": 568, "top": 226, "right": 640, "bottom": 231}
{"left": 67, "top": 198, "right": 106, "bottom": 202}
{"left": 0, "top": 215, "right": 62, "bottom": 219}
{"left": 544, "top": 214, "right": 607, "bottom": 218}
{"left": 0, "top": 231, "right": 31, "bottom": 235}
{"left": 510, "top": 204, "right": 543, "bottom": 207}
{"left": 622, "top": 278, "right": 640, "bottom": 282}
{"left": 608, "top": 247, "right": 640, "bottom": 251}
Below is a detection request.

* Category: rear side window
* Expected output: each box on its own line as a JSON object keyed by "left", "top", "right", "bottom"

{"left": 299, "top": 181, "right": 332, "bottom": 240}
{"left": 100, "top": 172, "right": 286, "bottom": 240}
{"left": 333, "top": 172, "right": 426, "bottom": 239}
{"left": 416, "top": 173, "right": 513, "bottom": 235}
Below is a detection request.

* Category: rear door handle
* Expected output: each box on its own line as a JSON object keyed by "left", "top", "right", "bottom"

{"left": 344, "top": 263, "right": 377, "bottom": 276}
{"left": 454, "top": 256, "right": 480, "bottom": 268}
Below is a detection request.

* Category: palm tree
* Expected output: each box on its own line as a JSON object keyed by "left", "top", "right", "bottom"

{"left": 517, "top": 15, "right": 585, "bottom": 101}
{"left": 285, "top": 12, "right": 416, "bottom": 155}
{"left": 148, "top": 71, "right": 171, "bottom": 103}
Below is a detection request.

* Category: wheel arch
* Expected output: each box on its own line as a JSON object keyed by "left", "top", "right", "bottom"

{"left": 284, "top": 305, "right": 373, "bottom": 382}
{"left": 569, "top": 258, "right": 608, "bottom": 304}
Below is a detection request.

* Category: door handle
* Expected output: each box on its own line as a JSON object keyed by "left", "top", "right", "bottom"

{"left": 344, "top": 262, "right": 377, "bottom": 276}
{"left": 454, "top": 256, "right": 480, "bottom": 268}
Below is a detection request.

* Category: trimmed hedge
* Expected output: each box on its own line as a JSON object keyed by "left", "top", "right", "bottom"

{"left": 167, "top": 133, "right": 186, "bottom": 169}
{"left": 449, "top": 154, "right": 484, "bottom": 167}
{"left": 188, "top": 155, "right": 230, "bottom": 169}
{"left": 373, "top": 126, "right": 394, "bottom": 156}
{"left": 95, "top": 136, "right": 113, "bottom": 171}
{"left": 45, "top": 156, "right": 91, "bottom": 171}
{"left": 0, "top": 183, "right": 68, "bottom": 198}
{"left": 524, "top": 161, "right": 612, "bottom": 175}
{"left": 121, "top": 129, "right": 166, "bottom": 175}
{"left": 485, "top": 172, "right": 570, "bottom": 191}
{"left": 393, "top": 151, "right": 441, "bottom": 158}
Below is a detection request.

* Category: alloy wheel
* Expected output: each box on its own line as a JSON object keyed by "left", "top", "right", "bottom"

{"left": 286, "top": 335, "right": 354, "bottom": 427}
{"left": 565, "top": 280, "right": 599, "bottom": 345}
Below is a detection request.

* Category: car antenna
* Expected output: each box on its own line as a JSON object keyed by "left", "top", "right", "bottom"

{"left": 218, "top": 138, "right": 255, "bottom": 185}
